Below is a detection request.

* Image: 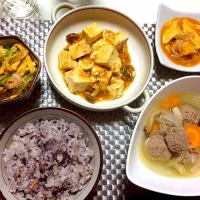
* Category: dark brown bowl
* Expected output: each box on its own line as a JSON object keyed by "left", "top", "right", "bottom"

{"left": 0, "top": 35, "right": 41, "bottom": 104}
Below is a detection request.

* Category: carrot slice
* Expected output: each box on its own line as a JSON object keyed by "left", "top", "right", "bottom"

{"left": 160, "top": 94, "right": 180, "bottom": 109}
{"left": 184, "top": 124, "right": 200, "bottom": 148}
{"left": 151, "top": 121, "right": 159, "bottom": 133}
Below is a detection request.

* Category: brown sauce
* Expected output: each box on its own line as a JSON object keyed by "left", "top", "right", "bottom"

{"left": 78, "top": 90, "right": 110, "bottom": 102}
{"left": 160, "top": 17, "right": 200, "bottom": 67}
{"left": 77, "top": 43, "right": 134, "bottom": 103}
{"left": 60, "top": 29, "right": 135, "bottom": 103}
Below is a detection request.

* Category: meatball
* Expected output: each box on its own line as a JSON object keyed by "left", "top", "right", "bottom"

{"left": 159, "top": 122, "right": 173, "bottom": 134}
{"left": 179, "top": 104, "right": 198, "bottom": 126}
{"left": 165, "top": 127, "right": 189, "bottom": 153}
{"left": 151, "top": 130, "right": 167, "bottom": 137}
{"left": 180, "top": 151, "right": 197, "bottom": 165}
{"left": 146, "top": 135, "right": 172, "bottom": 160}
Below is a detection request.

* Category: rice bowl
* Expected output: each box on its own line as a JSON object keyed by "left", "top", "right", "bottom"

{"left": 4, "top": 119, "right": 94, "bottom": 200}
{"left": 0, "top": 107, "right": 103, "bottom": 200}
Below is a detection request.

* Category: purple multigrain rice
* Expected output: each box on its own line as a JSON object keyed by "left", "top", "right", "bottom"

{"left": 3, "top": 119, "right": 94, "bottom": 200}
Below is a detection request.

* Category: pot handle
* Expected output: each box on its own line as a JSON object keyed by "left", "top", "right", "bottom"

{"left": 51, "top": 2, "right": 75, "bottom": 23}
{"left": 122, "top": 89, "right": 150, "bottom": 113}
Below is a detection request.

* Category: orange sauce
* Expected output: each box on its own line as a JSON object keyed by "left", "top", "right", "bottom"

{"left": 77, "top": 44, "right": 134, "bottom": 103}
{"left": 78, "top": 90, "right": 110, "bottom": 102}
{"left": 160, "top": 17, "right": 200, "bottom": 67}
{"left": 60, "top": 29, "right": 135, "bottom": 103}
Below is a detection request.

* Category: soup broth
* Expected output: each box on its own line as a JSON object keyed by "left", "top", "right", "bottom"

{"left": 139, "top": 93, "right": 200, "bottom": 178}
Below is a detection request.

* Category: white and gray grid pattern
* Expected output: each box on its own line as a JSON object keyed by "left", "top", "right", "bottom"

{"left": 0, "top": 19, "right": 199, "bottom": 200}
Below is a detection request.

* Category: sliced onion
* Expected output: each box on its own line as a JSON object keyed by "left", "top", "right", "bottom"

{"left": 156, "top": 107, "right": 183, "bottom": 127}
{"left": 145, "top": 108, "right": 162, "bottom": 132}
{"left": 190, "top": 157, "right": 200, "bottom": 173}
{"left": 168, "top": 158, "right": 186, "bottom": 175}
{"left": 172, "top": 107, "right": 182, "bottom": 126}
{"left": 191, "top": 154, "right": 197, "bottom": 164}
{"left": 160, "top": 114, "right": 176, "bottom": 125}
{"left": 154, "top": 117, "right": 174, "bottom": 126}
{"left": 160, "top": 109, "right": 176, "bottom": 124}
{"left": 161, "top": 109, "right": 174, "bottom": 116}
{"left": 173, "top": 163, "right": 186, "bottom": 175}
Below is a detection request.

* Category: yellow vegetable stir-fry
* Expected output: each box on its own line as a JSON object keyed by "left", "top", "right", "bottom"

{"left": 0, "top": 44, "right": 36, "bottom": 100}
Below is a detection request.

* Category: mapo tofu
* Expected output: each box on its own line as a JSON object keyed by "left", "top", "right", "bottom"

{"left": 58, "top": 23, "right": 136, "bottom": 103}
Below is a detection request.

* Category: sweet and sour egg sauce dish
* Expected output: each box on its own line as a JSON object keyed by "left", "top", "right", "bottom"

{"left": 0, "top": 44, "right": 36, "bottom": 100}
{"left": 58, "top": 23, "right": 135, "bottom": 103}
{"left": 139, "top": 93, "right": 200, "bottom": 178}
{"left": 161, "top": 17, "right": 200, "bottom": 67}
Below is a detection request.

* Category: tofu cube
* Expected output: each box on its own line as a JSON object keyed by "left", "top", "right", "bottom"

{"left": 179, "top": 41, "right": 196, "bottom": 56}
{"left": 83, "top": 23, "right": 103, "bottom": 45}
{"left": 107, "top": 79, "right": 124, "bottom": 99}
{"left": 58, "top": 50, "right": 78, "bottom": 70}
{"left": 182, "top": 20, "right": 200, "bottom": 49}
{"left": 106, "top": 31, "right": 128, "bottom": 51}
{"left": 91, "top": 64, "right": 106, "bottom": 76}
{"left": 65, "top": 66, "right": 90, "bottom": 93}
{"left": 112, "top": 57, "right": 122, "bottom": 75}
{"left": 90, "top": 50, "right": 98, "bottom": 60}
{"left": 90, "top": 38, "right": 110, "bottom": 60}
{"left": 92, "top": 39, "right": 110, "bottom": 51}
{"left": 163, "top": 21, "right": 181, "bottom": 44}
{"left": 95, "top": 44, "right": 118, "bottom": 69}
{"left": 99, "top": 71, "right": 112, "bottom": 91}
{"left": 110, "top": 76, "right": 122, "bottom": 84}
{"left": 90, "top": 76, "right": 97, "bottom": 84}
{"left": 78, "top": 56, "right": 94, "bottom": 71}
{"left": 69, "top": 40, "right": 91, "bottom": 59}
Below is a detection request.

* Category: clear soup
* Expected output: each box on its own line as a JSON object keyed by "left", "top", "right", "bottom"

{"left": 139, "top": 93, "right": 200, "bottom": 178}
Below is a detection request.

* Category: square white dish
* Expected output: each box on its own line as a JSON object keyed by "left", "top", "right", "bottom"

{"left": 0, "top": 108, "right": 103, "bottom": 200}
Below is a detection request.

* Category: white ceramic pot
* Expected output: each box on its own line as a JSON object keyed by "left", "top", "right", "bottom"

{"left": 126, "top": 75, "right": 200, "bottom": 196}
{"left": 44, "top": 4, "right": 154, "bottom": 113}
